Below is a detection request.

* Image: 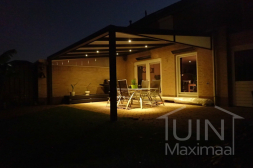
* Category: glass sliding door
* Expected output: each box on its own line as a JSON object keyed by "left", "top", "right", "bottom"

{"left": 150, "top": 62, "right": 161, "bottom": 92}
{"left": 134, "top": 58, "right": 162, "bottom": 92}
{"left": 149, "top": 63, "right": 160, "bottom": 81}
{"left": 177, "top": 54, "right": 198, "bottom": 97}
{"left": 137, "top": 65, "right": 146, "bottom": 86}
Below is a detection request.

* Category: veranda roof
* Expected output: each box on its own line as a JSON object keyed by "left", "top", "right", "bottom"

{"left": 48, "top": 25, "right": 211, "bottom": 60}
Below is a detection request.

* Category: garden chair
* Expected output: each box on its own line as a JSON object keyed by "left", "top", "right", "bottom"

{"left": 117, "top": 79, "right": 135, "bottom": 109}
{"left": 139, "top": 80, "right": 152, "bottom": 104}
{"left": 150, "top": 80, "right": 164, "bottom": 106}
{"left": 106, "top": 80, "right": 121, "bottom": 107}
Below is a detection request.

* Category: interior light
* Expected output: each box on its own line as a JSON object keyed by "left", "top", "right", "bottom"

{"left": 95, "top": 59, "right": 96, "bottom": 61}
{"left": 189, "top": 61, "right": 191, "bottom": 63}
{"left": 68, "top": 60, "right": 69, "bottom": 63}
{"left": 62, "top": 62, "right": 63, "bottom": 65}
{"left": 129, "top": 49, "right": 132, "bottom": 52}
{"left": 86, "top": 54, "right": 88, "bottom": 57}
{"left": 97, "top": 50, "right": 99, "bottom": 53}
{"left": 128, "top": 39, "right": 131, "bottom": 43}
{"left": 116, "top": 53, "right": 119, "bottom": 55}
{"left": 145, "top": 45, "right": 148, "bottom": 48}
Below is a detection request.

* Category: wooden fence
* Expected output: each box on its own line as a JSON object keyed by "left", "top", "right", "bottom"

{"left": 1, "top": 60, "right": 37, "bottom": 107}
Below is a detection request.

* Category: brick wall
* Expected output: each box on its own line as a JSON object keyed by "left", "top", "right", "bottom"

{"left": 196, "top": 48, "right": 214, "bottom": 99}
{"left": 116, "top": 56, "right": 127, "bottom": 80}
{"left": 52, "top": 66, "right": 109, "bottom": 97}
{"left": 38, "top": 56, "right": 127, "bottom": 103}
{"left": 214, "top": 27, "right": 229, "bottom": 105}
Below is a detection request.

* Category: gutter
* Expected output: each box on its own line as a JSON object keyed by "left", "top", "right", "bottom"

{"left": 212, "top": 32, "right": 217, "bottom": 105}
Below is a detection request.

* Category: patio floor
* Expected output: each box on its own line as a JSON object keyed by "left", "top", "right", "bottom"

{"left": 1, "top": 102, "right": 252, "bottom": 122}
{"left": 68, "top": 101, "right": 253, "bottom": 124}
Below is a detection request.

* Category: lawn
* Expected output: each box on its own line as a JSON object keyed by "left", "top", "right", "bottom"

{"left": 0, "top": 106, "right": 252, "bottom": 167}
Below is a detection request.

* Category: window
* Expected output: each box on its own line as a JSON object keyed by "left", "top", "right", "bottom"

{"left": 234, "top": 49, "right": 253, "bottom": 81}
{"left": 176, "top": 53, "right": 198, "bottom": 97}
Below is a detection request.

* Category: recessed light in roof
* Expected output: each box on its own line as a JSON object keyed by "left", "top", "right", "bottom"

{"left": 86, "top": 54, "right": 88, "bottom": 57}
{"left": 95, "top": 59, "right": 96, "bottom": 61}
{"left": 97, "top": 50, "right": 99, "bottom": 53}
{"left": 116, "top": 53, "right": 119, "bottom": 55}
{"left": 145, "top": 45, "right": 148, "bottom": 48}
{"left": 129, "top": 49, "right": 132, "bottom": 52}
{"left": 128, "top": 39, "right": 131, "bottom": 43}
{"left": 189, "top": 61, "right": 191, "bottom": 63}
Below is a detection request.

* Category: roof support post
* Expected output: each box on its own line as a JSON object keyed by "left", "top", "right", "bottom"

{"left": 109, "top": 28, "right": 117, "bottom": 121}
{"left": 47, "top": 58, "right": 53, "bottom": 105}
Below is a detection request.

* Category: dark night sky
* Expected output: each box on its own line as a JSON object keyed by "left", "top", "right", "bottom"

{"left": 0, "top": 0, "right": 179, "bottom": 62}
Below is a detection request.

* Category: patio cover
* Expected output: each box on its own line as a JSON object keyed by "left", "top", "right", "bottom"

{"left": 47, "top": 25, "right": 212, "bottom": 121}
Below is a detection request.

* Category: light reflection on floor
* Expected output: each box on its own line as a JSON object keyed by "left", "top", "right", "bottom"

{"left": 67, "top": 101, "right": 202, "bottom": 118}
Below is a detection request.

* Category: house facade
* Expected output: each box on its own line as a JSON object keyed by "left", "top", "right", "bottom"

{"left": 129, "top": 0, "right": 253, "bottom": 107}
{"left": 38, "top": 0, "right": 253, "bottom": 108}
